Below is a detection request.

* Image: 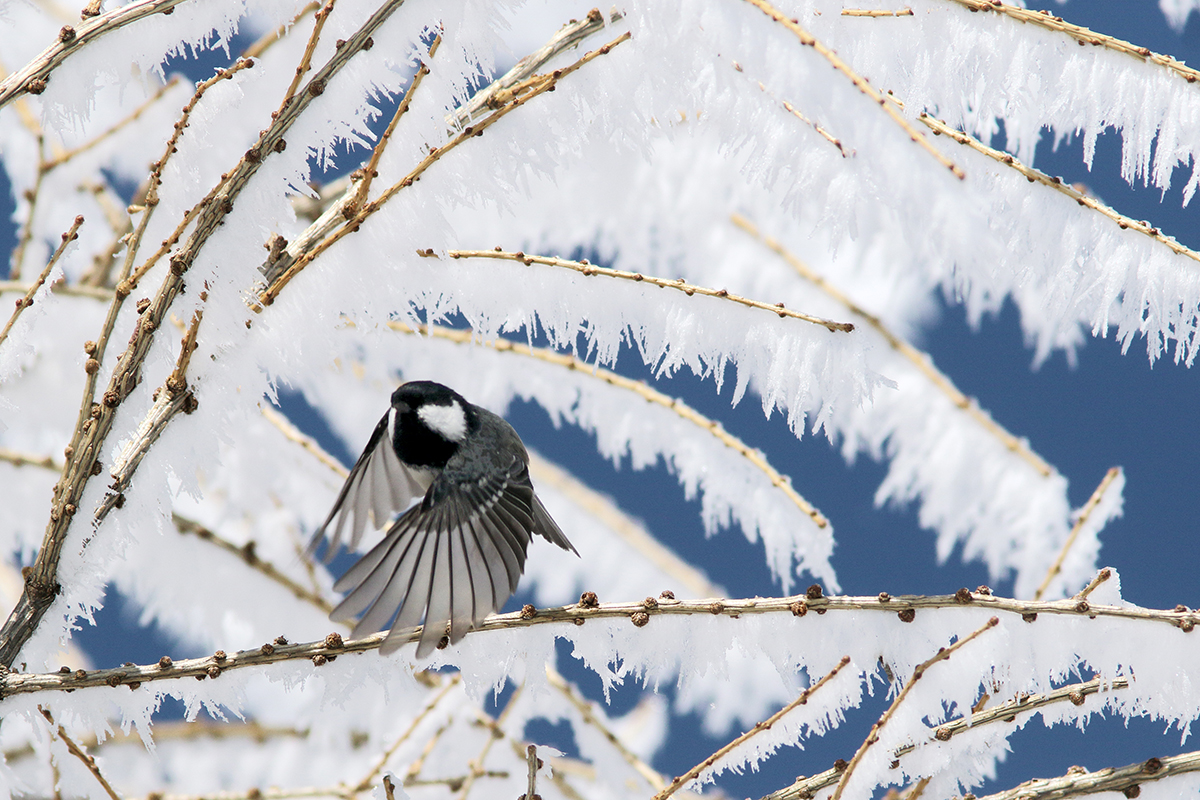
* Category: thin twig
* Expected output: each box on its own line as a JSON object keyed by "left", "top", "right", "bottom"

{"left": 0, "top": 281, "right": 112, "bottom": 301}
{"left": 546, "top": 666, "right": 667, "bottom": 791}
{"left": 9, "top": 134, "right": 47, "bottom": 281}
{"left": 1034, "top": 468, "right": 1122, "bottom": 600}
{"left": 243, "top": 2, "right": 321, "bottom": 60}
{"left": 458, "top": 685, "right": 524, "bottom": 799}
{"left": 7, "top": 591, "right": 1190, "bottom": 698}
{"left": 0, "top": 215, "right": 84, "bottom": 351}
{"left": 0, "top": 448, "right": 61, "bottom": 470}
{"left": 739, "top": 0, "right": 965, "bottom": 179}
{"left": 41, "top": 79, "right": 182, "bottom": 171}
{"left": 1072, "top": 568, "right": 1112, "bottom": 602}
{"left": 832, "top": 617, "right": 999, "bottom": 800}
{"left": 260, "top": 405, "right": 349, "bottom": 478}
{"left": 445, "top": 249, "right": 855, "bottom": 333}
{"left": 387, "top": 320, "right": 830, "bottom": 530}
{"left": 732, "top": 213, "right": 1052, "bottom": 477}
{"left": 171, "top": 514, "right": 335, "bottom": 614}
{"left": 842, "top": 7, "right": 913, "bottom": 15}
{"left": 352, "top": 674, "right": 461, "bottom": 793}
{"left": 655, "top": 656, "right": 852, "bottom": 799}
{"left": 282, "top": 0, "right": 336, "bottom": 104}
{"left": 351, "top": 35, "right": 441, "bottom": 211}
{"left": 258, "top": 31, "right": 633, "bottom": 303}
{"left": 39, "top": 707, "right": 123, "bottom": 800}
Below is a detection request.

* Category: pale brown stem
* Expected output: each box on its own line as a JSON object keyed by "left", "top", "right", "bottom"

{"left": 0, "top": 215, "right": 84, "bottom": 350}
{"left": 1034, "top": 468, "right": 1122, "bottom": 600}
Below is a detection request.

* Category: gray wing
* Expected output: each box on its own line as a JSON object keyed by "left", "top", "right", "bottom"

{"left": 330, "top": 457, "right": 559, "bottom": 658}
{"left": 308, "top": 409, "right": 430, "bottom": 561}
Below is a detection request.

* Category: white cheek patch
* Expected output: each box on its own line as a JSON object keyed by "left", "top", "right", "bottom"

{"left": 418, "top": 401, "right": 468, "bottom": 442}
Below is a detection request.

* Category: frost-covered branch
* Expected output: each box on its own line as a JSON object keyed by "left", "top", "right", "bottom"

{"left": 976, "top": 751, "right": 1200, "bottom": 800}
{"left": 0, "top": 214, "right": 83, "bottom": 351}
{"left": 5, "top": 586, "right": 1194, "bottom": 697}
{"left": 259, "top": 30, "right": 634, "bottom": 300}
{"left": 913, "top": 110, "right": 1200, "bottom": 266}
{"left": 0, "top": 0, "right": 191, "bottom": 109}
{"left": 832, "top": 616, "right": 999, "bottom": 800}
{"left": 443, "top": 249, "right": 855, "bottom": 333}
{"left": 655, "top": 655, "right": 852, "bottom": 799}
{"left": 40, "top": 706, "right": 124, "bottom": 800}
{"left": 732, "top": 214, "right": 1051, "bottom": 477}
{"left": 1034, "top": 469, "right": 1123, "bottom": 600}
{"left": 741, "top": 0, "right": 965, "bottom": 179}
{"left": 942, "top": 0, "right": 1200, "bottom": 84}
{"left": 761, "top": 675, "right": 1132, "bottom": 800}
{"left": 0, "top": 0, "right": 412, "bottom": 668}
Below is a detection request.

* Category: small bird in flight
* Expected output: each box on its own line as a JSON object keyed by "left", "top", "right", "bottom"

{"left": 309, "top": 380, "right": 577, "bottom": 657}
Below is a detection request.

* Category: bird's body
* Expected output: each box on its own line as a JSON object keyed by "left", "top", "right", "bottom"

{"left": 309, "top": 381, "right": 576, "bottom": 657}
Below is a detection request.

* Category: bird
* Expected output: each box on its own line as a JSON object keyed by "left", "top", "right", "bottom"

{"left": 308, "top": 380, "right": 577, "bottom": 657}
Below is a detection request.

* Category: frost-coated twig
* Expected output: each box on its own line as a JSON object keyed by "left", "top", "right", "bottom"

{"left": 913, "top": 111, "right": 1200, "bottom": 266}
{"left": 655, "top": 656, "right": 852, "bottom": 800}
{"left": 943, "top": 0, "right": 1200, "bottom": 85}
{"left": 387, "top": 319, "right": 830, "bottom": 530}
{"left": 1034, "top": 468, "right": 1121, "bottom": 601}
{"left": 258, "top": 30, "right": 633, "bottom": 301}
{"left": 350, "top": 35, "right": 441, "bottom": 211}
{"left": 0, "top": 0, "right": 191, "bottom": 109}
{"left": 447, "top": 7, "right": 623, "bottom": 129}
{"left": 351, "top": 674, "right": 461, "bottom": 793}
{"left": 445, "top": 249, "right": 855, "bottom": 333}
{"left": 831, "top": 617, "right": 999, "bottom": 800}
{"left": 977, "top": 751, "right": 1200, "bottom": 800}
{"left": 841, "top": 7, "right": 913, "bottom": 15}
{"left": 172, "top": 514, "right": 335, "bottom": 614}
{"left": 8, "top": 134, "right": 47, "bottom": 280}
{"left": 40, "top": 78, "right": 181, "bottom": 172}
{"left": 730, "top": 58, "right": 848, "bottom": 156}
{"left": 459, "top": 685, "right": 524, "bottom": 799}
{"left": 546, "top": 666, "right": 667, "bottom": 791}
{"left": 731, "top": 213, "right": 1052, "bottom": 477}
{"left": 0, "top": 0, "right": 412, "bottom": 668}
{"left": 261, "top": 405, "right": 350, "bottom": 478}
{"left": 6, "top": 591, "right": 1191, "bottom": 697}
{"left": 0, "top": 281, "right": 112, "bottom": 301}
{"left": 739, "top": 0, "right": 965, "bottom": 180}
{"left": 1072, "top": 567, "right": 1112, "bottom": 603}
{"left": 0, "top": 215, "right": 83, "bottom": 351}
{"left": 39, "top": 707, "right": 124, "bottom": 800}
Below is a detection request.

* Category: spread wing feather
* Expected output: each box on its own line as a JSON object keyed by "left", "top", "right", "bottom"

{"left": 308, "top": 410, "right": 429, "bottom": 560}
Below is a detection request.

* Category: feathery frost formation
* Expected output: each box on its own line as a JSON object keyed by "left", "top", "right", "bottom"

{"left": 0, "top": 0, "right": 1195, "bottom": 797}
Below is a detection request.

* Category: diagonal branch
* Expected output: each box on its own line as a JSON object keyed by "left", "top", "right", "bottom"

{"left": 831, "top": 617, "right": 999, "bottom": 800}
{"left": 40, "top": 706, "right": 124, "bottom": 800}
{"left": 0, "top": 215, "right": 84, "bottom": 352}
{"left": 1034, "top": 468, "right": 1122, "bottom": 600}
{"left": 732, "top": 213, "right": 1052, "bottom": 476}
{"left": 654, "top": 656, "right": 852, "bottom": 799}
{"left": 738, "top": 0, "right": 965, "bottom": 179}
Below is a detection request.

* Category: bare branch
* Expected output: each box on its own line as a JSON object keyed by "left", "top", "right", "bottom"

{"left": 841, "top": 8, "right": 913, "bottom": 15}
{"left": 832, "top": 617, "right": 999, "bottom": 800}
{"left": 1035, "top": 468, "right": 1122, "bottom": 600}
{"left": 444, "top": 248, "right": 856, "bottom": 333}
{"left": 282, "top": 0, "right": 337, "bottom": 105}
{"left": 524, "top": 744, "right": 538, "bottom": 800}
{"left": 351, "top": 674, "right": 461, "bottom": 793}
{"left": 4, "top": 590, "right": 1192, "bottom": 698}
{"left": 8, "top": 134, "right": 47, "bottom": 281}
{"left": 738, "top": 0, "right": 965, "bottom": 179}
{"left": 655, "top": 656, "right": 852, "bottom": 799}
